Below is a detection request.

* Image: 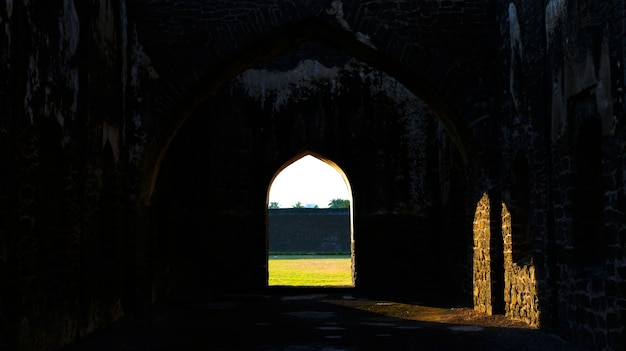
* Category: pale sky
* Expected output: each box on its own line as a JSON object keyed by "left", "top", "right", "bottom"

{"left": 268, "top": 155, "right": 351, "bottom": 208}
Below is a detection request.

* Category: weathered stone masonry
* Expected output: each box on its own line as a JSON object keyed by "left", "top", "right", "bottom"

{"left": 1, "top": 1, "right": 626, "bottom": 350}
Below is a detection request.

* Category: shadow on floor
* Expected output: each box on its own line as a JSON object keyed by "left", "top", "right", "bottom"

{"left": 62, "top": 289, "right": 585, "bottom": 351}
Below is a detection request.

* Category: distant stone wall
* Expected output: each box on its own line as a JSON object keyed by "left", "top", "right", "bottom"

{"left": 269, "top": 208, "right": 350, "bottom": 253}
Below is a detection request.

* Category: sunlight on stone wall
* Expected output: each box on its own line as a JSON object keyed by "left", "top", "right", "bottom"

{"left": 502, "top": 203, "right": 540, "bottom": 327}
{"left": 473, "top": 193, "right": 492, "bottom": 315}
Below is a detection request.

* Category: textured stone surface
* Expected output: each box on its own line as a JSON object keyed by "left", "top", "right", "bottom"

{"left": 473, "top": 193, "right": 493, "bottom": 315}
{"left": 269, "top": 208, "right": 351, "bottom": 253}
{"left": 502, "top": 203, "right": 540, "bottom": 327}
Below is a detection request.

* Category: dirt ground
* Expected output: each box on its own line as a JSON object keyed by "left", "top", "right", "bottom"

{"left": 325, "top": 297, "right": 534, "bottom": 328}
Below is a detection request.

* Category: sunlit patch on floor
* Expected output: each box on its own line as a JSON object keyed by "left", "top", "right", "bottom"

{"left": 323, "top": 298, "right": 532, "bottom": 329}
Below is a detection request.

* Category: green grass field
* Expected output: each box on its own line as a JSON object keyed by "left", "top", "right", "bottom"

{"left": 268, "top": 254, "right": 353, "bottom": 287}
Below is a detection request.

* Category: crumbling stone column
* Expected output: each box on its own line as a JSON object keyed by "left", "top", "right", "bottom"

{"left": 502, "top": 203, "right": 540, "bottom": 327}
{"left": 473, "top": 193, "right": 493, "bottom": 314}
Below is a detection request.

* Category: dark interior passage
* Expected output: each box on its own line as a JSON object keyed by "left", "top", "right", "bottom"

{"left": 3, "top": 2, "right": 626, "bottom": 350}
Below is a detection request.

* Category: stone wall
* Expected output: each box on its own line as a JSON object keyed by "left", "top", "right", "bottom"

{"left": 0, "top": 1, "right": 137, "bottom": 349}
{"left": 269, "top": 208, "right": 351, "bottom": 253}
{"left": 545, "top": 1, "right": 626, "bottom": 348}
{"left": 538, "top": 0, "right": 625, "bottom": 349}
{"left": 490, "top": 1, "right": 626, "bottom": 348}
{"left": 502, "top": 203, "right": 540, "bottom": 327}
{"left": 473, "top": 193, "right": 493, "bottom": 315}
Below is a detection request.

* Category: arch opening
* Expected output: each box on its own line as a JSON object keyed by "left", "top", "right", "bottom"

{"left": 147, "top": 20, "right": 471, "bottom": 298}
{"left": 266, "top": 152, "right": 355, "bottom": 287}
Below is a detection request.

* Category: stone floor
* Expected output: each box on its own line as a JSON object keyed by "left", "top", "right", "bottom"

{"left": 62, "top": 289, "right": 586, "bottom": 351}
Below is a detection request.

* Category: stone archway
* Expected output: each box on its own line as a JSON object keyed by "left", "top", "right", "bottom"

{"left": 149, "top": 33, "right": 470, "bottom": 297}
{"left": 139, "top": 19, "right": 473, "bottom": 206}
{"left": 266, "top": 151, "right": 355, "bottom": 287}
{"left": 137, "top": 16, "right": 477, "bottom": 299}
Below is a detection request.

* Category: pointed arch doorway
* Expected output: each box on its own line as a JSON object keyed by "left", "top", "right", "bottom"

{"left": 267, "top": 152, "right": 355, "bottom": 287}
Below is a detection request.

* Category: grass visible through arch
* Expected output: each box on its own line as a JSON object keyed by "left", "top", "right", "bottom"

{"left": 268, "top": 254, "right": 353, "bottom": 287}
